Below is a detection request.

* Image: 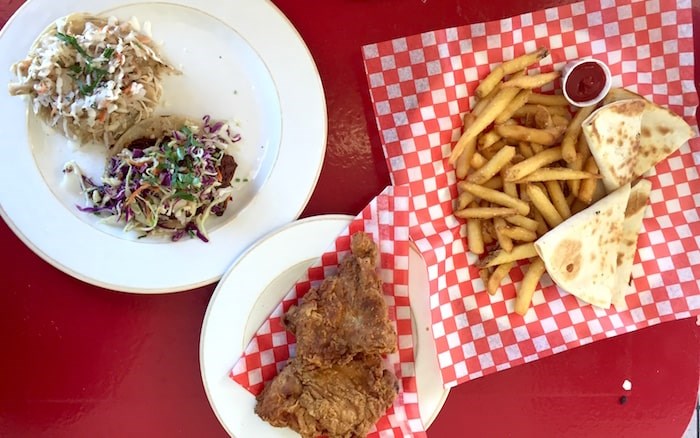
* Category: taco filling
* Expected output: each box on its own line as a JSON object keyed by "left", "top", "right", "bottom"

{"left": 64, "top": 115, "right": 241, "bottom": 242}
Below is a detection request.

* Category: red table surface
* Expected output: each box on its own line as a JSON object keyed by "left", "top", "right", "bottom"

{"left": 1, "top": 0, "right": 699, "bottom": 437}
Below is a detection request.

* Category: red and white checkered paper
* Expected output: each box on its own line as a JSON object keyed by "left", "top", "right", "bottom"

{"left": 363, "top": 0, "right": 700, "bottom": 388}
{"left": 229, "top": 185, "right": 425, "bottom": 437}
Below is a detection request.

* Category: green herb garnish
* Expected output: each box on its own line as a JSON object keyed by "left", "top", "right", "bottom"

{"left": 173, "top": 191, "right": 197, "bottom": 202}
{"left": 56, "top": 32, "right": 92, "bottom": 60}
{"left": 56, "top": 32, "right": 114, "bottom": 96}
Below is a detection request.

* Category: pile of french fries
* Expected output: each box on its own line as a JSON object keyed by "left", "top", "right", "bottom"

{"left": 449, "top": 48, "right": 633, "bottom": 316}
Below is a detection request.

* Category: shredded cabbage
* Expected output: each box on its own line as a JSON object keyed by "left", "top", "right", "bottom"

{"left": 65, "top": 116, "right": 242, "bottom": 242}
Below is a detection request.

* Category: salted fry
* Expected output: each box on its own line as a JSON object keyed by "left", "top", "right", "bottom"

{"left": 477, "top": 243, "right": 538, "bottom": 268}
{"left": 544, "top": 180, "right": 571, "bottom": 219}
{"left": 578, "top": 156, "right": 600, "bottom": 204}
{"left": 482, "top": 219, "right": 496, "bottom": 244}
{"left": 532, "top": 209, "right": 549, "bottom": 236}
{"left": 459, "top": 182, "right": 530, "bottom": 216}
{"left": 467, "top": 145, "right": 516, "bottom": 184}
{"left": 561, "top": 104, "right": 595, "bottom": 163}
{"left": 504, "top": 214, "right": 539, "bottom": 232}
{"left": 495, "top": 89, "right": 532, "bottom": 124}
{"left": 456, "top": 176, "right": 504, "bottom": 209}
{"left": 454, "top": 207, "right": 517, "bottom": 219}
{"left": 501, "top": 47, "right": 549, "bottom": 75}
{"left": 495, "top": 125, "right": 564, "bottom": 146}
{"left": 487, "top": 261, "right": 515, "bottom": 295}
{"left": 472, "top": 86, "right": 500, "bottom": 116}
{"left": 456, "top": 113, "right": 478, "bottom": 179}
{"left": 551, "top": 114, "right": 570, "bottom": 127}
{"left": 478, "top": 130, "right": 502, "bottom": 149}
{"left": 451, "top": 88, "right": 520, "bottom": 163}
{"left": 470, "top": 152, "right": 488, "bottom": 169}
{"left": 493, "top": 217, "right": 514, "bottom": 252}
{"left": 502, "top": 168, "right": 518, "bottom": 199}
{"left": 475, "top": 66, "right": 505, "bottom": 99}
{"left": 479, "top": 268, "right": 491, "bottom": 286}
{"left": 534, "top": 106, "right": 553, "bottom": 129}
{"left": 518, "top": 141, "right": 534, "bottom": 158}
{"left": 527, "top": 92, "right": 569, "bottom": 106}
{"left": 481, "top": 140, "right": 507, "bottom": 158}
{"left": 515, "top": 257, "right": 546, "bottom": 315}
{"left": 513, "top": 104, "right": 572, "bottom": 119}
{"left": 512, "top": 167, "right": 601, "bottom": 183}
{"left": 502, "top": 71, "right": 560, "bottom": 89}
{"left": 566, "top": 136, "right": 588, "bottom": 196}
{"left": 504, "top": 146, "right": 562, "bottom": 181}
{"left": 526, "top": 184, "right": 564, "bottom": 228}
{"left": 576, "top": 130, "right": 591, "bottom": 160}
{"left": 499, "top": 225, "right": 538, "bottom": 242}
{"left": 532, "top": 144, "right": 546, "bottom": 155}
{"left": 467, "top": 217, "right": 485, "bottom": 255}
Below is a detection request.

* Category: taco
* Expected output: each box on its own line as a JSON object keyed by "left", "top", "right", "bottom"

{"left": 65, "top": 115, "right": 241, "bottom": 242}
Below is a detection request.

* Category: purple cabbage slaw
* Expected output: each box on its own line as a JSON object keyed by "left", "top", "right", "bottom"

{"left": 65, "top": 116, "right": 242, "bottom": 242}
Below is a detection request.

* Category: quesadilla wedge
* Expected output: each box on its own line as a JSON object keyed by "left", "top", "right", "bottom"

{"left": 582, "top": 98, "right": 694, "bottom": 191}
{"left": 611, "top": 179, "right": 652, "bottom": 309}
{"left": 534, "top": 183, "right": 631, "bottom": 308}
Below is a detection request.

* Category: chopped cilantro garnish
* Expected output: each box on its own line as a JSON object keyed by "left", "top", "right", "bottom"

{"left": 103, "top": 47, "right": 114, "bottom": 59}
{"left": 56, "top": 32, "right": 92, "bottom": 61}
{"left": 173, "top": 191, "right": 197, "bottom": 202}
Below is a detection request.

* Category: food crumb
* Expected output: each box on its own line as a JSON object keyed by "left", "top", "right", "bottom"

{"left": 622, "top": 379, "right": 632, "bottom": 391}
{"left": 619, "top": 395, "right": 628, "bottom": 405}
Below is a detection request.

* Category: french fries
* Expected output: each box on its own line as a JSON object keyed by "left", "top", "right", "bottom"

{"left": 502, "top": 71, "right": 560, "bottom": 89}
{"left": 467, "top": 145, "right": 516, "bottom": 184}
{"left": 515, "top": 258, "right": 546, "bottom": 315}
{"left": 495, "top": 125, "right": 564, "bottom": 146}
{"left": 454, "top": 207, "right": 518, "bottom": 219}
{"left": 528, "top": 92, "right": 569, "bottom": 106}
{"left": 477, "top": 243, "right": 538, "bottom": 268}
{"left": 511, "top": 167, "right": 600, "bottom": 183}
{"left": 561, "top": 104, "right": 595, "bottom": 163}
{"left": 526, "top": 184, "right": 563, "bottom": 228}
{"left": 460, "top": 182, "right": 530, "bottom": 216}
{"left": 504, "top": 147, "right": 562, "bottom": 181}
{"left": 450, "top": 46, "right": 629, "bottom": 315}
{"left": 450, "top": 88, "right": 520, "bottom": 163}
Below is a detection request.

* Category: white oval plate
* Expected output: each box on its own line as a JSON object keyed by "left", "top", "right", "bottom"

{"left": 200, "top": 215, "right": 449, "bottom": 437}
{"left": 0, "top": 0, "right": 326, "bottom": 293}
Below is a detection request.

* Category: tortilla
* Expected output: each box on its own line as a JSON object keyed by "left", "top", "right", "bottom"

{"left": 582, "top": 98, "right": 694, "bottom": 191}
{"left": 109, "top": 115, "right": 191, "bottom": 155}
{"left": 611, "top": 179, "right": 652, "bottom": 309}
{"left": 534, "top": 183, "right": 631, "bottom": 308}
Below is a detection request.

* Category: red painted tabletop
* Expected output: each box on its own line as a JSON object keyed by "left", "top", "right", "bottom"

{"left": 1, "top": 1, "right": 699, "bottom": 437}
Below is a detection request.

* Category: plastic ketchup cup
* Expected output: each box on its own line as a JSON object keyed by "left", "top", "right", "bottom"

{"left": 561, "top": 58, "right": 612, "bottom": 107}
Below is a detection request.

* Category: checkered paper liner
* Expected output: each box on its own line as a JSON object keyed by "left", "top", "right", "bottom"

{"left": 229, "top": 185, "right": 425, "bottom": 437}
{"left": 362, "top": 0, "right": 700, "bottom": 388}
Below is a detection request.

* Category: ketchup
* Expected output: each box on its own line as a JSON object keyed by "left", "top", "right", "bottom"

{"left": 565, "top": 61, "right": 606, "bottom": 103}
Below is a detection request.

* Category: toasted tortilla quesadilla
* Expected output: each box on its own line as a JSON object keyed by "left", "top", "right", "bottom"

{"left": 611, "top": 179, "right": 652, "bottom": 309}
{"left": 582, "top": 98, "right": 694, "bottom": 191}
{"left": 534, "top": 183, "right": 631, "bottom": 308}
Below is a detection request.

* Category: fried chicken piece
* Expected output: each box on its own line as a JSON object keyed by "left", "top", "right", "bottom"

{"left": 255, "top": 354, "right": 398, "bottom": 438}
{"left": 284, "top": 232, "right": 397, "bottom": 367}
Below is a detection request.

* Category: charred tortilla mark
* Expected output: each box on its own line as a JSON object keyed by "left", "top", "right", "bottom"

{"left": 641, "top": 127, "right": 652, "bottom": 138}
{"left": 657, "top": 125, "right": 671, "bottom": 135}
{"left": 554, "top": 239, "right": 582, "bottom": 281}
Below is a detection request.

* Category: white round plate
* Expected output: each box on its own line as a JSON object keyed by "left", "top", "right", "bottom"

{"left": 200, "top": 215, "right": 449, "bottom": 437}
{"left": 0, "top": 0, "right": 326, "bottom": 292}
